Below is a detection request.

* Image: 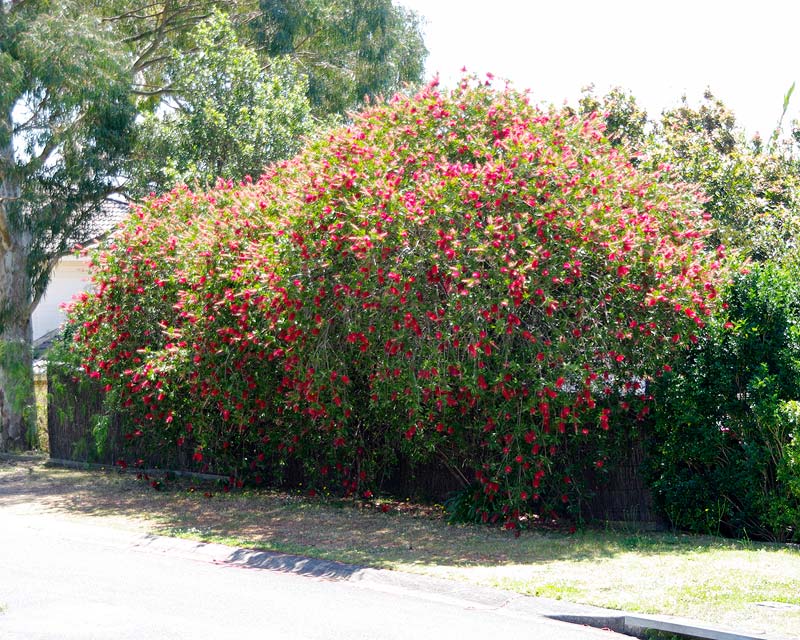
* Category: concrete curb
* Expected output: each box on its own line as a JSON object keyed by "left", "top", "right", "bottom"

{"left": 130, "top": 533, "right": 795, "bottom": 640}
{"left": 549, "top": 613, "right": 784, "bottom": 640}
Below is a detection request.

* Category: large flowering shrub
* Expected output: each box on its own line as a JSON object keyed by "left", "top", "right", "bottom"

{"left": 67, "top": 77, "right": 725, "bottom": 527}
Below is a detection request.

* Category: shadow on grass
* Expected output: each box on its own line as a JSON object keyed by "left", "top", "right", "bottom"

{"left": 0, "top": 456, "right": 794, "bottom": 572}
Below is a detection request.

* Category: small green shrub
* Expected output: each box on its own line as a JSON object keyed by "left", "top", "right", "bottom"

{"left": 445, "top": 484, "right": 501, "bottom": 525}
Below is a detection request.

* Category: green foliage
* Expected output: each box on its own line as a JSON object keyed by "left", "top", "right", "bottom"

{"left": 581, "top": 87, "right": 800, "bottom": 264}
{"left": 252, "top": 0, "right": 427, "bottom": 115}
{"left": 0, "top": 338, "right": 36, "bottom": 445}
{"left": 129, "top": 10, "right": 313, "bottom": 195}
{"left": 0, "top": 340, "right": 30, "bottom": 412}
{"left": 649, "top": 259, "right": 800, "bottom": 542}
{"left": 780, "top": 400, "right": 800, "bottom": 500}
{"left": 445, "top": 484, "right": 500, "bottom": 525}
{"left": 652, "top": 91, "right": 800, "bottom": 262}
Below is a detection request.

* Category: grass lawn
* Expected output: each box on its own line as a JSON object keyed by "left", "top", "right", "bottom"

{"left": 1, "top": 456, "right": 798, "bottom": 638}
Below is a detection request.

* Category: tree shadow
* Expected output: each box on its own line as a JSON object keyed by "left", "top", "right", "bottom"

{"left": 0, "top": 457, "right": 795, "bottom": 572}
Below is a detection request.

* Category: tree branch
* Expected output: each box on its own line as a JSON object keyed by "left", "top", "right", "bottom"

{"left": 103, "top": 2, "right": 168, "bottom": 23}
{"left": 131, "top": 85, "right": 175, "bottom": 98}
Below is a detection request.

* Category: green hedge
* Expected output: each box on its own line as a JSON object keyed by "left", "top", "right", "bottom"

{"left": 649, "top": 259, "right": 800, "bottom": 541}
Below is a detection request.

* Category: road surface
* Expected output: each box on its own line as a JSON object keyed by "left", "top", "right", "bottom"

{"left": 0, "top": 507, "right": 634, "bottom": 640}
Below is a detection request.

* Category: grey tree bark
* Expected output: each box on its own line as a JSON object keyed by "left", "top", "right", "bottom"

{"left": 0, "top": 106, "right": 36, "bottom": 451}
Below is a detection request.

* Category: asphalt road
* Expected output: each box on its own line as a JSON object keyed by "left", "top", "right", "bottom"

{"left": 0, "top": 509, "right": 636, "bottom": 640}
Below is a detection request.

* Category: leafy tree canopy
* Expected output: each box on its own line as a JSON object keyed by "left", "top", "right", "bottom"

{"left": 128, "top": 10, "right": 313, "bottom": 195}
{"left": 580, "top": 85, "right": 800, "bottom": 262}
{"left": 250, "top": 0, "right": 427, "bottom": 115}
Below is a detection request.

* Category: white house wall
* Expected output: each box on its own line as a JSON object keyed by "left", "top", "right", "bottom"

{"left": 31, "top": 254, "right": 92, "bottom": 341}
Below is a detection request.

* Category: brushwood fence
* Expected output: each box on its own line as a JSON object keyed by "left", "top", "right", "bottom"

{"left": 47, "top": 368, "right": 192, "bottom": 470}
{"left": 47, "top": 369, "right": 663, "bottom": 526}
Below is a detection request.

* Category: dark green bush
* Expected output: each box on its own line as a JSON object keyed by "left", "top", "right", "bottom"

{"left": 648, "top": 259, "right": 800, "bottom": 541}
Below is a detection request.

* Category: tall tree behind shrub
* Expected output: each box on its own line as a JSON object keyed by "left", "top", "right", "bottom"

{"left": 655, "top": 90, "right": 800, "bottom": 262}
{"left": 128, "top": 11, "right": 313, "bottom": 195}
{"left": 251, "top": 0, "right": 427, "bottom": 116}
{"left": 0, "top": 0, "right": 136, "bottom": 450}
{"left": 580, "top": 87, "right": 800, "bottom": 263}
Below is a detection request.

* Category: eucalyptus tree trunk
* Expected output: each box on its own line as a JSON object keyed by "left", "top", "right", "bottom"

{"left": 0, "top": 108, "right": 36, "bottom": 451}
{"left": 0, "top": 298, "right": 35, "bottom": 452}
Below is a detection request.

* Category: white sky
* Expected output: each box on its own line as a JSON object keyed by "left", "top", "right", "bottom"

{"left": 399, "top": 0, "right": 800, "bottom": 138}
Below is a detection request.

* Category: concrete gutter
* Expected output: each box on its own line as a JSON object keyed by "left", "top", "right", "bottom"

{"left": 548, "top": 613, "right": 786, "bottom": 640}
